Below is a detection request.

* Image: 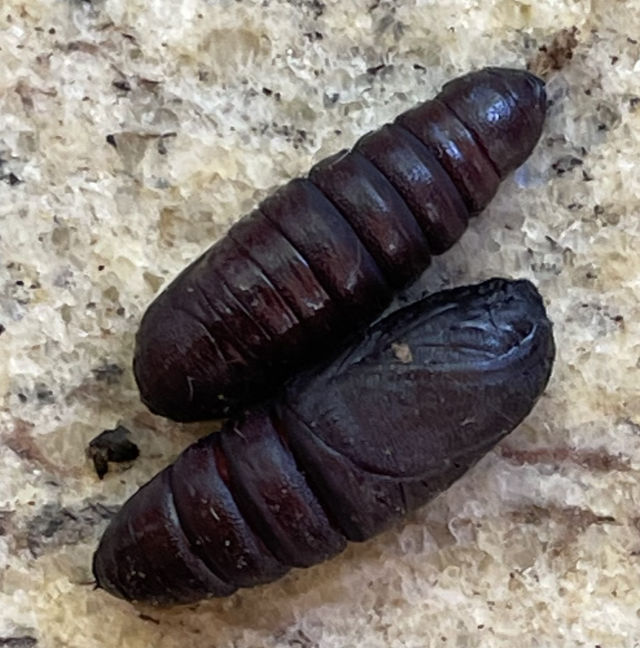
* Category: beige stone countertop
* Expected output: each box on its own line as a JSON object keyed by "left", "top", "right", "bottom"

{"left": 1, "top": 1, "right": 640, "bottom": 646}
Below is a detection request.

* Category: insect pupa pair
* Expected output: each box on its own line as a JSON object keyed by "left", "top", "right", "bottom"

{"left": 93, "top": 67, "right": 554, "bottom": 605}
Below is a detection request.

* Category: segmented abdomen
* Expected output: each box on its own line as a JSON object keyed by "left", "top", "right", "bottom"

{"left": 133, "top": 67, "right": 547, "bottom": 422}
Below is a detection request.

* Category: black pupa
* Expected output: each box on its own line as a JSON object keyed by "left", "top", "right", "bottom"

{"left": 94, "top": 278, "right": 555, "bottom": 605}
{"left": 133, "top": 68, "right": 547, "bottom": 421}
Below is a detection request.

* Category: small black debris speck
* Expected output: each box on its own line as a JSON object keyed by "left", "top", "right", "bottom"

{"left": 88, "top": 425, "right": 139, "bottom": 479}
{"left": 106, "top": 134, "right": 117, "bottom": 148}
{"left": 97, "top": 264, "right": 105, "bottom": 271}
{"left": 7, "top": 173, "right": 21, "bottom": 186}
{"left": 0, "top": 324, "right": 5, "bottom": 335}
{"left": 262, "top": 87, "right": 273, "bottom": 96}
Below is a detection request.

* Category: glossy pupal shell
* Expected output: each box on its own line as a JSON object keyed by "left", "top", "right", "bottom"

{"left": 94, "top": 278, "right": 555, "bottom": 605}
{"left": 133, "top": 67, "right": 547, "bottom": 422}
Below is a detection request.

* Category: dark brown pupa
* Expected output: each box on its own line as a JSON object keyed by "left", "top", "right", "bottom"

{"left": 134, "top": 67, "right": 547, "bottom": 422}
{"left": 94, "top": 278, "right": 555, "bottom": 605}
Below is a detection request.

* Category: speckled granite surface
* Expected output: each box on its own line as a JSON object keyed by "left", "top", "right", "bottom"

{"left": 2, "top": 1, "right": 640, "bottom": 646}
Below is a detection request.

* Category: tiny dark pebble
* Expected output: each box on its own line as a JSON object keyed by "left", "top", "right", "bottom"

{"left": 7, "top": 173, "right": 21, "bottom": 186}
{"left": 88, "top": 425, "right": 139, "bottom": 479}
{"left": 0, "top": 324, "right": 5, "bottom": 335}
{"left": 106, "top": 134, "right": 117, "bottom": 148}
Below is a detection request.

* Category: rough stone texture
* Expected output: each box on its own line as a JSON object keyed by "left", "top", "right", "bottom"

{"left": 1, "top": 1, "right": 640, "bottom": 646}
